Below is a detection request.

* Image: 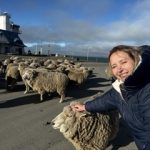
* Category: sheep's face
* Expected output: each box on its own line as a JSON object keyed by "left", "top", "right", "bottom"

{"left": 22, "top": 69, "right": 38, "bottom": 81}
{"left": 51, "top": 104, "right": 86, "bottom": 137}
{"left": 18, "top": 62, "right": 27, "bottom": 71}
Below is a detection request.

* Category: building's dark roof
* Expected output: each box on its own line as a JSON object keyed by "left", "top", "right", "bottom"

{"left": 0, "top": 29, "right": 26, "bottom": 47}
{"left": 11, "top": 24, "right": 20, "bottom": 27}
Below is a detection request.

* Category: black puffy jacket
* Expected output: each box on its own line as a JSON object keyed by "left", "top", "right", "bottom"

{"left": 85, "top": 49, "right": 150, "bottom": 150}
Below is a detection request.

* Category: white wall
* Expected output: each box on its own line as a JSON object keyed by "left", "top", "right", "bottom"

{"left": 0, "top": 15, "right": 7, "bottom": 30}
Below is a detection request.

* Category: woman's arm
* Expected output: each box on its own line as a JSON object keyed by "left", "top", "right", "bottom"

{"left": 72, "top": 88, "right": 117, "bottom": 113}
{"left": 85, "top": 88, "right": 117, "bottom": 113}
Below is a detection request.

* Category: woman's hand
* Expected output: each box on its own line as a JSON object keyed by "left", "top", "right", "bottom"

{"left": 71, "top": 104, "right": 86, "bottom": 112}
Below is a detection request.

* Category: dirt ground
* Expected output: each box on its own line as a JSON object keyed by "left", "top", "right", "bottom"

{"left": 0, "top": 62, "right": 137, "bottom": 150}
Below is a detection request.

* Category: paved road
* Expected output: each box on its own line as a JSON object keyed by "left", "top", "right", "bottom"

{"left": 0, "top": 62, "right": 137, "bottom": 150}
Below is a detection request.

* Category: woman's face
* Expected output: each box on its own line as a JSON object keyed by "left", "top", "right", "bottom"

{"left": 110, "top": 51, "right": 135, "bottom": 81}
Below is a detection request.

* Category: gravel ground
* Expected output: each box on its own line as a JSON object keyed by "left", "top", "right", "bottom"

{"left": 0, "top": 61, "right": 137, "bottom": 150}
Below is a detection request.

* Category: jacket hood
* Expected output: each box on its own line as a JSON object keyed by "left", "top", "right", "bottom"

{"left": 124, "top": 50, "right": 150, "bottom": 90}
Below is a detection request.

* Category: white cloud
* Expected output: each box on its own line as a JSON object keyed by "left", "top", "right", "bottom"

{"left": 20, "top": 0, "right": 150, "bottom": 56}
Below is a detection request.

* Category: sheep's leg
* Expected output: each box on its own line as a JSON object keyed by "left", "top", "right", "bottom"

{"left": 24, "top": 84, "right": 28, "bottom": 94}
{"left": 24, "top": 84, "right": 30, "bottom": 94}
{"left": 39, "top": 90, "right": 45, "bottom": 101}
{"left": 40, "top": 94, "right": 43, "bottom": 101}
{"left": 5, "top": 78, "right": 9, "bottom": 90}
{"left": 5, "top": 76, "right": 12, "bottom": 90}
{"left": 24, "top": 87, "right": 28, "bottom": 94}
{"left": 11, "top": 82, "right": 15, "bottom": 90}
{"left": 10, "top": 79, "right": 16, "bottom": 90}
{"left": 59, "top": 94, "right": 65, "bottom": 103}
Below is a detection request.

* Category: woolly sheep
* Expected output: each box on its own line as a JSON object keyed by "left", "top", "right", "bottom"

{"left": 66, "top": 67, "right": 90, "bottom": 85}
{"left": 29, "top": 62, "right": 41, "bottom": 68}
{"left": 22, "top": 69, "right": 69, "bottom": 102}
{"left": 18, "top": 62, "right": 31, "bottom": 94}
{"left": 51, "top": 101, "right": 119, "bottom": 150}
{"left": 0, "top": 60, "right": 5, "bottom": 74}
{"left": 5, "top": 63, "right": 21, "bottom": 90}
{"left": 44, "top": 59, "right": 52, "bottom": 66}
{"left": 3, "top": 58, "right": 13, "bottom": 66}
{"left": 3, "top": 58, "right": 13, "bottom": 73}
{"left": 18, "top": 62, "right": 49, "bottom": 94}
{"left": 46, "top": 63, "right": 57, "bottom": 70}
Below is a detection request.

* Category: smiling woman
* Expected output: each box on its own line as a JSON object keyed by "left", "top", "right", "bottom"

{"left": 109, "top": 51, "right": 135, "bottom": 81}
{"left": 72, "top": 45, "right": 150, "bottom": 150}
{"left": 108, "top": 45, "right": 141, "bottom": 81}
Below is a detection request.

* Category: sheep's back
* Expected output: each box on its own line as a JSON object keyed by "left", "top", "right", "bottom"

{"left": 5, "top": 66, "right": 20, "bottom": 80}
{"left": 72, "top": 111, "right": 119, "bottom": 150}
{"left": 68, "top": 71, "right": 85, "bottom": 84}
{"left": 33, "top": 72, "right": 69, "bottom": 92}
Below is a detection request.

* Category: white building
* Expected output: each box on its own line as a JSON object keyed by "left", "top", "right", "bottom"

{"left": 0, "top": 12, "right": 25, "bottom": 54}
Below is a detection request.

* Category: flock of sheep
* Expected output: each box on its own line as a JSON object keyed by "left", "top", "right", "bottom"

{"left": 0, "top": 56, "right": 93, "bottom": 102}
{"left": 0, "top": 55, "right": 119, "bottom": 150}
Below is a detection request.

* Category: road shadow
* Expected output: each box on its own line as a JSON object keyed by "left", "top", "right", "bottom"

{"left": 0, "top": 75, "right": 25, "bottom": 91}
{"left": 0, "top": 88, "right": 102, "bottom": 108}
{"left": 64, "top": 76, "right": 110, "bottom": 101}
{"left": 0, "top": 75, "right": 111, "bottom": 108}
{"left": 0, "top": 94, "right": 42, "bottom": 108}
{"left": 0, "top": 74, "right": 6, "bottom": 89}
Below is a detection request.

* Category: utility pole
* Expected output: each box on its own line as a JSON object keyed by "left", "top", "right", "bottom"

{"left": 87, "top": 47, "right": 90, "bottom": 61}
{"left": 48, "top": 44, "right": 50, "bottom": 56}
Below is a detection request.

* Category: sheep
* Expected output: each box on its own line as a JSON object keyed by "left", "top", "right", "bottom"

{"left": 51, "top": 101, "right": 119, "bottom": 150}
{"left": 29, "top": 62, "right": 41, "bottom": 68}
{"left": 22, "top": 69, "right": 69, "bottom": 103}
{"left": 0, "top": 60, "right": 5, "bottom": 74}
{"left": 3, "top": 58, "right": 13, "bottom": 73}
{"left": 65, "top": 67, "right": 90, "bottom": 85}
{"left": 44, "top": 59, "right": 52, "bottom": 66}
{"left": 18, "top": 62, "right": 31, "bottom": 94}
{"left": 46, "top": 63, "right": 57, "bottom": 70}
{"left": 5, "top": 63, "right": 21, "bottom": 90}
{"left": 18, "top": 62, "right": 50, "bottom": 94}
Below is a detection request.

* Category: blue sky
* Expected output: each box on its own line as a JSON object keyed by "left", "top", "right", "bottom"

{"left": 0, "top": 0, "right": 150, "bottom": 56}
